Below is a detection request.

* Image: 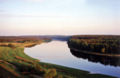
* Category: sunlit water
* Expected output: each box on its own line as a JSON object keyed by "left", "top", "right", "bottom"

{"left": 25, "top": 41, "right": 120, "bottom": 77}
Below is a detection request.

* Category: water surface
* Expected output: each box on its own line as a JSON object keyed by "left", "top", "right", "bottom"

{"left": 25, "top": 41, "right": 120, "bottom": 77}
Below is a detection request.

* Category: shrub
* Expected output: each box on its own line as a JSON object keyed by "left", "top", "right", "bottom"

{"left": 101, "top": 48, "right": 105, "bottom": 53}
{"left": 8, "top": 44, "right": 16, "bottom": 48}
{"left": 57, "top": 75, "right": 63, "bottom": 78}
{"left": 44, "top": 68, "right": 57, "bottom": 78}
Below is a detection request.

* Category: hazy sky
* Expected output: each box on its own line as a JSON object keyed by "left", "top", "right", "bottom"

{"left": 0, "top": 0, "right": 120, "bottom": 35}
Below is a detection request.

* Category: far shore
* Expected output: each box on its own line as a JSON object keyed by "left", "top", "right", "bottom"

{"left": 70, "top": 48, "right": 120, "bottom": 57}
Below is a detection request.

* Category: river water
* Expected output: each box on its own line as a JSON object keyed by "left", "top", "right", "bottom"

{"left": 25, "top": 41, "right": 120, "bottom": 77}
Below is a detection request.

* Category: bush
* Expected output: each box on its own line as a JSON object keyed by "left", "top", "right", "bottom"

{"left": 101, "top": 48, "right": 105, "bottom": 53}
{"left": 44, "top": 68, "right": 57, "bottom": 78}
{"left": 8, "top": 44, "right": 16, "bottom": 48}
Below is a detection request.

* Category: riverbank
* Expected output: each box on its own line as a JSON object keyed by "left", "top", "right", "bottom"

{"left": 70, "top": 48, "right": 120, "bottom": 57}
{"left": 0, "top": 42, "right": 116, "bottom": 78}
{"left": 38, "top": 62, "right": 116, "bottom": 78}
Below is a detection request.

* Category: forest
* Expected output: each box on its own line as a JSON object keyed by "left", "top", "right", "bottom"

{"left": 68, "top": 35, "right": 120, "bottom": 54}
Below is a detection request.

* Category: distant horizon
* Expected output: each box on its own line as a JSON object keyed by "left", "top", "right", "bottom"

{"left": 0, "top": 34, "right": 120, "bottom": 37}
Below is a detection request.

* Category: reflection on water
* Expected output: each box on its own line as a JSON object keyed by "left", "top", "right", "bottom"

{"left": 25, "top": 41, "right": 120, "bottom": 77}
{"left": 70, "top": 49, "right": 120, "bottom": 67}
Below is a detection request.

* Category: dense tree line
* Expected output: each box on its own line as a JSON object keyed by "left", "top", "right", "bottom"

{"left": 0, "top": 36, "right": 51, "bottom": 43}
{"left": 68, "top": 35, "right": 120, "bottom": 54}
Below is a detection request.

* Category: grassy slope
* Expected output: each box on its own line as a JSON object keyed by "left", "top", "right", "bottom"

{"left": 0, "top": 45, "right": 116, "bottom": 78}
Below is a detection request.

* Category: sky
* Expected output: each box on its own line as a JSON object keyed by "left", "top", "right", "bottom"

{"left": 0, "top": 0, "right": 120, "bottom": 36}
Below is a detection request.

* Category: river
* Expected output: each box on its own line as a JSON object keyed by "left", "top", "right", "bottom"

{"left": 25, "top": 41, "right": 120, "bottom": 78}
